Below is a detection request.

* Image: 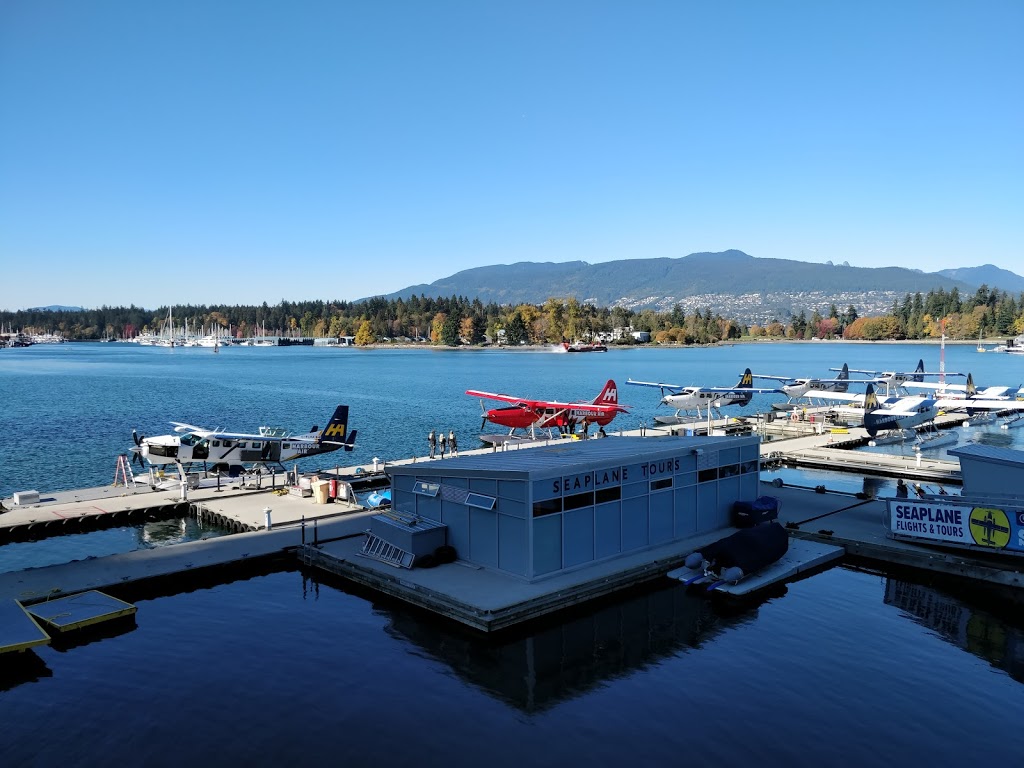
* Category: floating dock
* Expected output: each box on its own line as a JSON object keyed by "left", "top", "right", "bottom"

{"left": 0, "top": 599, "right": 51, "bottom": 654}
{"left": 25, "top": 590, "right": 136, "bottom": 633}
{"left": 4, "top": 404, "right": 1024, "bottom": 638}
{"left": 665, "top": 538, "right": 845, "bottom": 596}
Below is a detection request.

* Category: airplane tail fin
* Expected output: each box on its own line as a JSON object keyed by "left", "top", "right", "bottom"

{"left": 318, "top": 405, "right": 354, "bottom": 449}
{"left": 864, "top": 383, "right": 880, "bottom": 413}
{"left": 913, "top": 359, "right": 925, "bottom": 383}
{"left": 593, "top": 380, "right": 619, "bottom": 406}
{"left": 966, "top": 373, "right": 976, "bottom": 398}
{"left": 735, "top": 368, "right": 754, "bottom": 405}
{"left": 835, "top": 363, "right": 850, "bottom": 392}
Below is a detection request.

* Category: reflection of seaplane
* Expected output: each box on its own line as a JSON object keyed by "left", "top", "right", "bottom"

{"left": 627, "top": 369, "right": 779, "bottom": 425}
{"left": 131, "top": 405, "right": 358, "bottom": 478}
{"left": 466, "top": 380, "right": 628, "bottom": 438}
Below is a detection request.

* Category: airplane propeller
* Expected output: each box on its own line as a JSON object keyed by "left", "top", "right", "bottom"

{"left": 130, "top": 430, "right": 145, "bottom": 467}
{"left": 480, "top": 414, "right": 488, "bottom": 431}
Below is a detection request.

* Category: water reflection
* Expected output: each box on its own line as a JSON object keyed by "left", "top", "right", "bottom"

{"left": 884, "top": 577, "right": 1024, "bottom": 684}
{"left": 379, "top": 582, "right": 754, "bottom": 712}
{"left": 0, "top": 649, "right": 52, "bottom": 692}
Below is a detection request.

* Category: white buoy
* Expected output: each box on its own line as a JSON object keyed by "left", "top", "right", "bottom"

{"left": 264, "top": 507, "right": 273, "bottom": 530}
{"left": 373, "top": 456, "right": 380, "bottom": 472}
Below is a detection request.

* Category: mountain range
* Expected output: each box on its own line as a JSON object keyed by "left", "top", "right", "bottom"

{"left": 374, "top": 251, "right": 1024, "bottom": 323}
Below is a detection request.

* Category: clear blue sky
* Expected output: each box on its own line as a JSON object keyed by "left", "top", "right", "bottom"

{"left": 1, "top": 0, "right": 1021, "bottom": 311}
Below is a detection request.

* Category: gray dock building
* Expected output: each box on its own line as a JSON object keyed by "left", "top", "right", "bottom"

{"left": 386, "top": 435, "right": 761, "bottom": 581}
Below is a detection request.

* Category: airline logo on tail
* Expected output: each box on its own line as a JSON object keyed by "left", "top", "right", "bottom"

{"left": 593, "top": 380, "right": 619, "bottom": 405}
{"left": 864, "top": 384, "right": 879, "bottom": 412}
{"left": 318, "top": 405, "right": 358, "bottom": 451}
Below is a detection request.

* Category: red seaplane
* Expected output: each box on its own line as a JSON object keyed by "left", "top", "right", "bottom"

{"left": 466, "top": 380, "right": 628, "bottom": 439}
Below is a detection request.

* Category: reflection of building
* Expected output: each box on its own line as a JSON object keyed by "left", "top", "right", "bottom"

{"left": 387, "top": 436, "right": 760, "bottom": 581}
{"left": 884, "top": 578, "right": 1024, "bottom": 684}
{"left": 384, "top": 582, "right": 736, "bottom": 712}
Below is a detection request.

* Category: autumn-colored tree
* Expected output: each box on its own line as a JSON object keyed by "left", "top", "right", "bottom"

{"left": 354, "top": 320, "right": 374, "bottom": 346}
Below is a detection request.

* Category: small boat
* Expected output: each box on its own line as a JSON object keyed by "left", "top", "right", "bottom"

{"left": 868, "top": 428, "right": 915, "bottom": 446}
{"left": 563, "top": 341, "right": 608, "bottom": 353}
{"left": 962, "top": 412, "right": 997, "bottom": 427}
{"left": 912, "top": 430, "right": 958, "bottom": 451}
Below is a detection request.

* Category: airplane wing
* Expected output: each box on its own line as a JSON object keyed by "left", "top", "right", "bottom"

{"left": 751, "top": 374, "right": 795, "bottom": 383}
{"left": 464, "top": 389, "right": 535, "bottom": 409}
{"left": 936, "top": 398, "right": 1024, "bottom": 412}
{"left": 702, "top": 386, "right": 782, "bottom": 394}
{"left": 626, "top": 379, "right": 684, "bottom": 390}
{"left": 902, "top": 381, "right": 967, "bottom": 392}
{"left": 170, "top": 422, "right": 211, "bottom": 435}
{"left": 800, "top": 389, "right": 865, "bottom": 402}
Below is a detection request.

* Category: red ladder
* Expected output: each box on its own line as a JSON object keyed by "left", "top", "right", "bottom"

{"left": 113, "top": 454, "right": 136, "bottom": 487}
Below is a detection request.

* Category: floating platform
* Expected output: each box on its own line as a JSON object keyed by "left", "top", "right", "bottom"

{"left": 25, "top": 590, "right": 136, "bottom": 633}
{"left": 665, "top": 538, "right": 845, "bottom": 596}
{"left": 0, "top": 599, "right": 51, "bottom": 653}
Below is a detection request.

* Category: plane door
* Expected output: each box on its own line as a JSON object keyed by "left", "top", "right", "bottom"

{"left": 263, "top": 442, "right": 282, "bottom": 462}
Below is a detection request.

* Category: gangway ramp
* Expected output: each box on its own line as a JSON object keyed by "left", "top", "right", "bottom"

{"left": 777, "top": 446, "right": 961, "bottom": 484}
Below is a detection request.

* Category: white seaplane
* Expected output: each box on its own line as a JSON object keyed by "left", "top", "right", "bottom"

{"left": 130, "top": 405, "right": 358, "bottom": 479}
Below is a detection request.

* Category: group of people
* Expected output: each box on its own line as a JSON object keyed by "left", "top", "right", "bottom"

{"left": 427, "top": 429, "right": 458, "bottom": 459}
{"left": 559, "top": 417, "right": 607, "bottom": 439}
{"left": 895, "top": 478, "right": 946, "bottom": 498}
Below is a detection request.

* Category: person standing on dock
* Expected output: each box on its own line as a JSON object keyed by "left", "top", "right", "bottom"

{"left": 449, "top": 430, "right": 458, "bottom": 457}
{"left": 427, "top": 430, "right": 437, "bottom": 459}
{"left": 896, "top": 478, "right": 908, "bottom": 498}
{"left": 438, "top": 430, "right": 447, "bottom": 458}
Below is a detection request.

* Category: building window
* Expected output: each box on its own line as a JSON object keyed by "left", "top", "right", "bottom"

{"left": 563, "top": 491, "right": 594, "bottom": 511}
{"left": 595, "top": 486, "right": 621, "bottom": 505}
{"left": 740, "top": 461, "right": 757, "bottom": 474}
{"left": 413, "top": 481, "right": 440, "bottom": 497}
{"left": 650, "top": 477, "right": 673, "bottom": 491}
{"left": 533, "top": 498, "right": 562, "bottom": 517}
{"left": 466, "top": 492, "right": 496, "bottom": 510}
{"left": 698, "top": 468, "right": 718, "bottom": 483}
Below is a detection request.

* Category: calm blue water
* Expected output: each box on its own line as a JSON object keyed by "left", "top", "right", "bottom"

{"left": 3, "top": 342, "right": 1024, "bottom": 764}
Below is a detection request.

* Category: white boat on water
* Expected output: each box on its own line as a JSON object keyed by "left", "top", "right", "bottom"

{"left": 962, "top": 412, "right": 998, "bottom": 427}
{"left": 912, "top": 430, "right": 958, "bottom": 452}
{"left": 867, "top": 428, "right": 916, "bottom": 447}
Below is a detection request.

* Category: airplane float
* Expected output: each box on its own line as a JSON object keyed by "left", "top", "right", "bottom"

{"left": 130, "top": 404, "right": 358, "bottom": 477}
{"left": 466, "top": 380, "right": 628, "bottom": 438}
{"left": 627, "top": 369, "right": 780, "bottom": 424}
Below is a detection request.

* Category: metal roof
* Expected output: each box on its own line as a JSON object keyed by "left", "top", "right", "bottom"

{"left": 387, "top": 434, "right": 757, "bottom": 480}
{"left": 949, "top": 444, "right": 1024, "bottom": 468}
